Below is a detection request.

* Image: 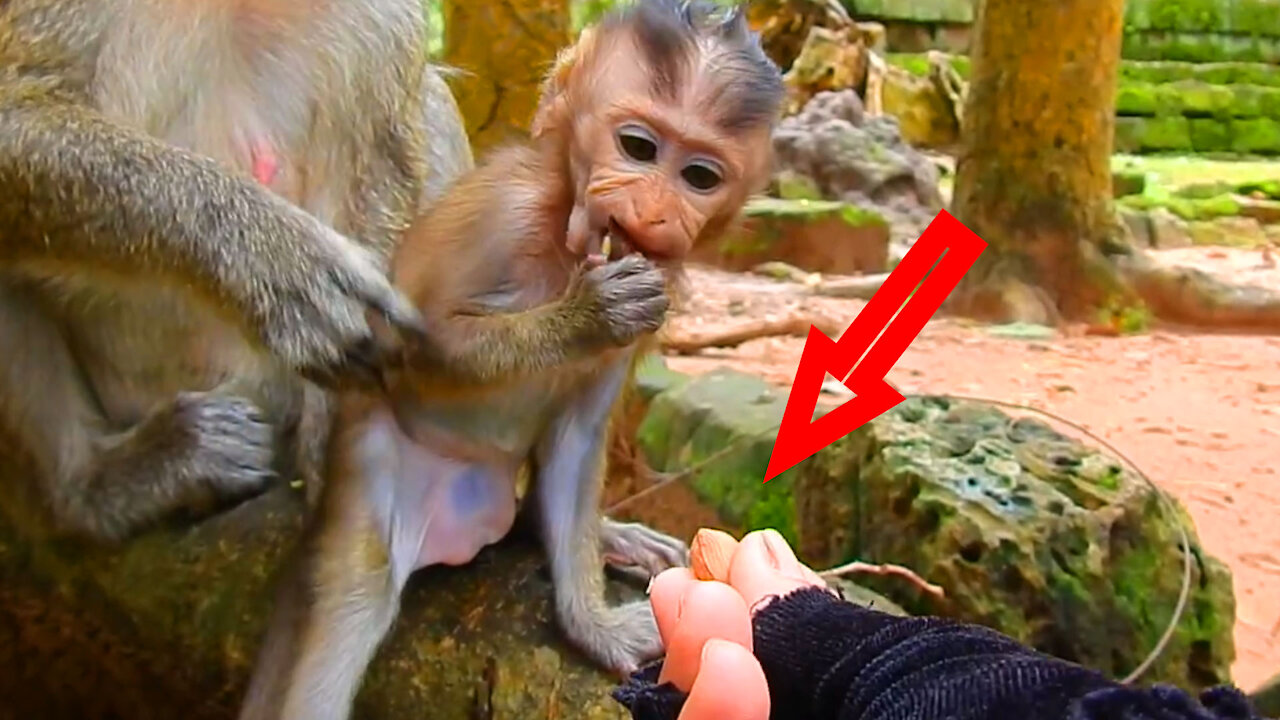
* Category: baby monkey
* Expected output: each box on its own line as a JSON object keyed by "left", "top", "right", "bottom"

{"left": 239, "top": 2, "right": 784, "bottom": 718}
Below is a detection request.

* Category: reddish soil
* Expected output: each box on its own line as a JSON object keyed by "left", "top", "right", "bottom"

{"left": 635, "top": 247, "right": 1280, "bottom": 692}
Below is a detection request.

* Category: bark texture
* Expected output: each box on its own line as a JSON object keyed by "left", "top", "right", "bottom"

{"left": 950, "top": 0, "right": 1130, "bottom": 323}
{"left": 443, "top": 0, "right": 570, "bottom": 153}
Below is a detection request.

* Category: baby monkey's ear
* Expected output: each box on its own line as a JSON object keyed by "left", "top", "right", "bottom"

{"left": 531, "top": 27, "right": 599, "bottom": 140}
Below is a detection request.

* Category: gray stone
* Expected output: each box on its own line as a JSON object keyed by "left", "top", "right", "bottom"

{"left": 1149, "top": 206, "right": 1194, "bottom": 248}
{"left": 1121, "top": 207, "right": 1155, "bottom": 249}
{"left": 771, "top": 89, "right": 946, "bottom": 247}
{"left": 633, "top": 364, "right": 1238, "bottom": 691}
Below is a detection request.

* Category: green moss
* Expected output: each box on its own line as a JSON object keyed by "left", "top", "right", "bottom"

{"left": 1232, "top": 118, "right": 1280, "bottom": 153}
{"left": 1237, "top": 179, "right": 1280, "bottom": 199}
{"left": 851, "top": 0, "right": 973, "bottom": 23}
{"left": 1143, "top": 116, "right": 1194, "bottom": 150}
{"left": 1169, "top": 80, "right": 1235, "bottom": 117}
{"left": 1228, "top": 0, "right": 1280, "bottom": 37}
{"left": 1119, "top": 192, "right": 1241, "bottom": 221}
{"left": 773, "top": 171, "right": 824, "bottom": 201}
{"left": 1113, "top": 170, "right": 1148, "bottom": 197}
{"left": 1145, "top": 0, "right": 1223, "bottom": 33}
{"left": 885, "top": 52, "right": 971, "bottom": 78}
{"left": 1123, "top": 30, "right": 1279, "bottom": 63}
{"left": 1116, "top": 83, "right": 1161, "bottom": 116}
{"left": 838, "top": 204, "right": 890, "bottom": 228}
{"left": 1189, "top": 118, "right": 1233, "bottom": 151}
{"left": 1121, "top": 60, "right": 1280, "bottom": 87}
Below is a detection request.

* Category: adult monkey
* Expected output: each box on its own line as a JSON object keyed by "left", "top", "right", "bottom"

{"left": 0, "top": 1, "right": 661, "bottom": 541}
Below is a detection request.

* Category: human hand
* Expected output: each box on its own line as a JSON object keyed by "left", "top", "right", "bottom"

{"left": 647, "top": 529, "right": 828, "bottom": 720}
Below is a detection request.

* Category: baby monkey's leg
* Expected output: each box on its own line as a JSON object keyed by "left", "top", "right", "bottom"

{"left": 533, "top": 352, "right": 667, "bottom": 674}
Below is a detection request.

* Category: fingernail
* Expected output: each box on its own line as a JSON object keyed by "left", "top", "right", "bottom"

{"left": 761, "top": 530, "right": 792, "bottom": 569}
{"left": 700, "top": 638, "right": 739, "bottom": 667}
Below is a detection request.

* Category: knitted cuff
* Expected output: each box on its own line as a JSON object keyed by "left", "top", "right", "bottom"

{"left": 611, "top": 660, "right": 688, "bottom": 720}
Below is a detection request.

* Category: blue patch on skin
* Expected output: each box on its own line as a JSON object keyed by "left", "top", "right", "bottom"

{"left": 448, "top": 466, "right": 496, "bottom": 517}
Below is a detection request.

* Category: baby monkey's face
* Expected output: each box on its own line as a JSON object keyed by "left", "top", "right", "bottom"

{"left": 560, "top": 28, "right": 777, "bottom": 268}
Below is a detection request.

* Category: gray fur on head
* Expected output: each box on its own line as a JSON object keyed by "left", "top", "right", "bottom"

{"left": 599, "top": 0, "right": 785, "bottom": 133}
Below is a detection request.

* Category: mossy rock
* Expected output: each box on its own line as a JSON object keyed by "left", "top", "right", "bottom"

{"left": 1122, "top": 30, "right": 1280, "bottom": 63}
{"left": 1237, "top": 179, "right": 1280, "bottom": 199}
{"left": 879, "top": 64, "right": 961, "bottom": 148}
{"left": 1127, "top": 0, "right": 1225, "bottom": 34}
{"left": 1190, "top": 117, "right": 1234, "bottom": 151}
{"left": 850, "top": 0, "right": 974, "bottom": 24}
{"left": 1232, "top": 118, "right": 1280, "bottom": 153}
{"left": 1118, "top": 193, "right": 1241, "bottom": 221}
{"left": 793, "top": 396, "right": 1237, "bottom": 692}
{"left": 632, "top": 368, "right": 1237, "bottom": 691}
{"left": 1119, "top": 60, "right": 1280, "bottom": 87}
{"left": 689, "top": 196, "right": 891, "bottom": 275}
{"left": 1114, "top": 116, "right": 1194, "bottom": 152}
{"left": 1226, "top": 0, "right": 1280, "bottom": 36}
{"left": 1172, "top": 180, "right": 1236, "bottom": 199}
{"left": 635, "top": 367, "right": 800, "bottom": 545}
{"left": 1188, "top": 216, "right": 1268, "bottom": 247}
{"left": 1124, "top": 0, "right": 1280, "bottom": 37}
{"left": 1113, "top": 170, "right": 1149, "bottom": 198}
{"left": 885, "top": 51, "right": 972, "bottom": 79}
{"left": 1251, "top": 671, "right": 1280, "bottom": 718}
{"left": 0, "top": 479, "right": 632, "bottom": 719}
{"left": 1115, "top": 81, "right": 1280, "bottom": 121}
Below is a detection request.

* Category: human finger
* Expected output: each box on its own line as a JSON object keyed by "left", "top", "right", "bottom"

{"left": 728, "top": 529, "right": 823, "bottom": 613}
{"left": 657, "top": 580, "right": 753, "bottom": 692}
{"left": 650, "top": 566, "right": 697, "bottom": 647}
{"left": 677, "top": 639, "right": 770, "bottom": 720}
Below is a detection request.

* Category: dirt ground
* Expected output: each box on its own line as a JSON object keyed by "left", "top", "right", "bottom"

{"left": 643, "top": 246, "right": 1280, "bottom": 692}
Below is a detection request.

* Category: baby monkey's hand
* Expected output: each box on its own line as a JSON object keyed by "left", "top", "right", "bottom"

{"left": 564, "top": 254, "right": 669, "bottom": 349}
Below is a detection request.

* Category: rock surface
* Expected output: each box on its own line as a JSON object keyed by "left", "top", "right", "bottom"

{"left": 0, "top": 477, "right": 629, "bottom": 720}
{"left": 770, "top": 89, "right": 945, "bottom": 249}
{"left": 634, "top": 364, "right": 1238, "bottom": 691}
{"left": 1252, "top": 671, "right": 1280, "bottom": 717}
{"left": 689, "top": 196, "right": 891, "bottom": 275}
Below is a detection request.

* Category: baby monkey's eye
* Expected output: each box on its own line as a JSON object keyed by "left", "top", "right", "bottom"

{"left": 617, "top": 124, "right": 659, "bottom": 163}
{"left": 681, "top": 159, "right": 723, "bottom": 192}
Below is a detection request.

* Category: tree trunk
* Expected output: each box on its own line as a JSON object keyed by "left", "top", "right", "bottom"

{"left": 949, "top": 0, "right": 1129, "bottom": 324}
{"left": 443, "top": 0, "right": 570, "bottom": 153}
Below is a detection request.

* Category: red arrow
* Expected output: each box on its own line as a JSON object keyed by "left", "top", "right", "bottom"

{"left": 763, "top": 210, "right": 987, "bottom": 482}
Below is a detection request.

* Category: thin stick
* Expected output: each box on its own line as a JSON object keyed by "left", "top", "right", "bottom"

{"left": 819, "top": 560, "right": 946, "bottom": 599}
{"left": 661, "top": 314, "right": 841, "bottom": 354}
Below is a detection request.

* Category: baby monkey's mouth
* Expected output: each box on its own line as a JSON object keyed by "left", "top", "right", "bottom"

{"left": 585, "top": 218, "right": 637, "bottom": 265}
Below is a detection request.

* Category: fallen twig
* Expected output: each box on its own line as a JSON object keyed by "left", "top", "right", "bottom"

{"left": 661, "top": 314, "right": 842, "bottom": 354}
{"left": 811, "top": 273, "right": 889, "bottom": 299}
{"left": 819, "top": 560, "right": 946, "bottom": 599}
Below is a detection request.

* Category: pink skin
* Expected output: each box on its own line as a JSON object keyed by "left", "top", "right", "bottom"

{"left": 250, "top": 140, "right": 280, "bottom": 186}
{"left": 647, "top": 530, "right": 828, "bottom": 720}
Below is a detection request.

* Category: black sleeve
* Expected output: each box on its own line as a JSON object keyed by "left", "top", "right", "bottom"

{"left": 611, "top": 587, "right": 1261, "bottom": 720}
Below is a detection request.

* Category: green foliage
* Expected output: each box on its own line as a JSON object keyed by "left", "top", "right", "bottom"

{"left": 425, "top": 0, "right": 444, "bottom": 57}
{"left": 571, "top": 0, "right": 615, "bottom": 31}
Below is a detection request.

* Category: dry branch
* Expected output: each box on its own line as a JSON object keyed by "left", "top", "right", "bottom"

{"left": 661, "top": 314, "right": 842, "bottom": 354}
{"left": 819, "top": 560, "right": 946, "bottom": 599}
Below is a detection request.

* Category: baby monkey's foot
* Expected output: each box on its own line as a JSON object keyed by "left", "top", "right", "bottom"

{"left": 562, "top": 599, "right": 664, "bottom": 676}
{"left": 601, "top": 518, "right": 689, "bottom": 585}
